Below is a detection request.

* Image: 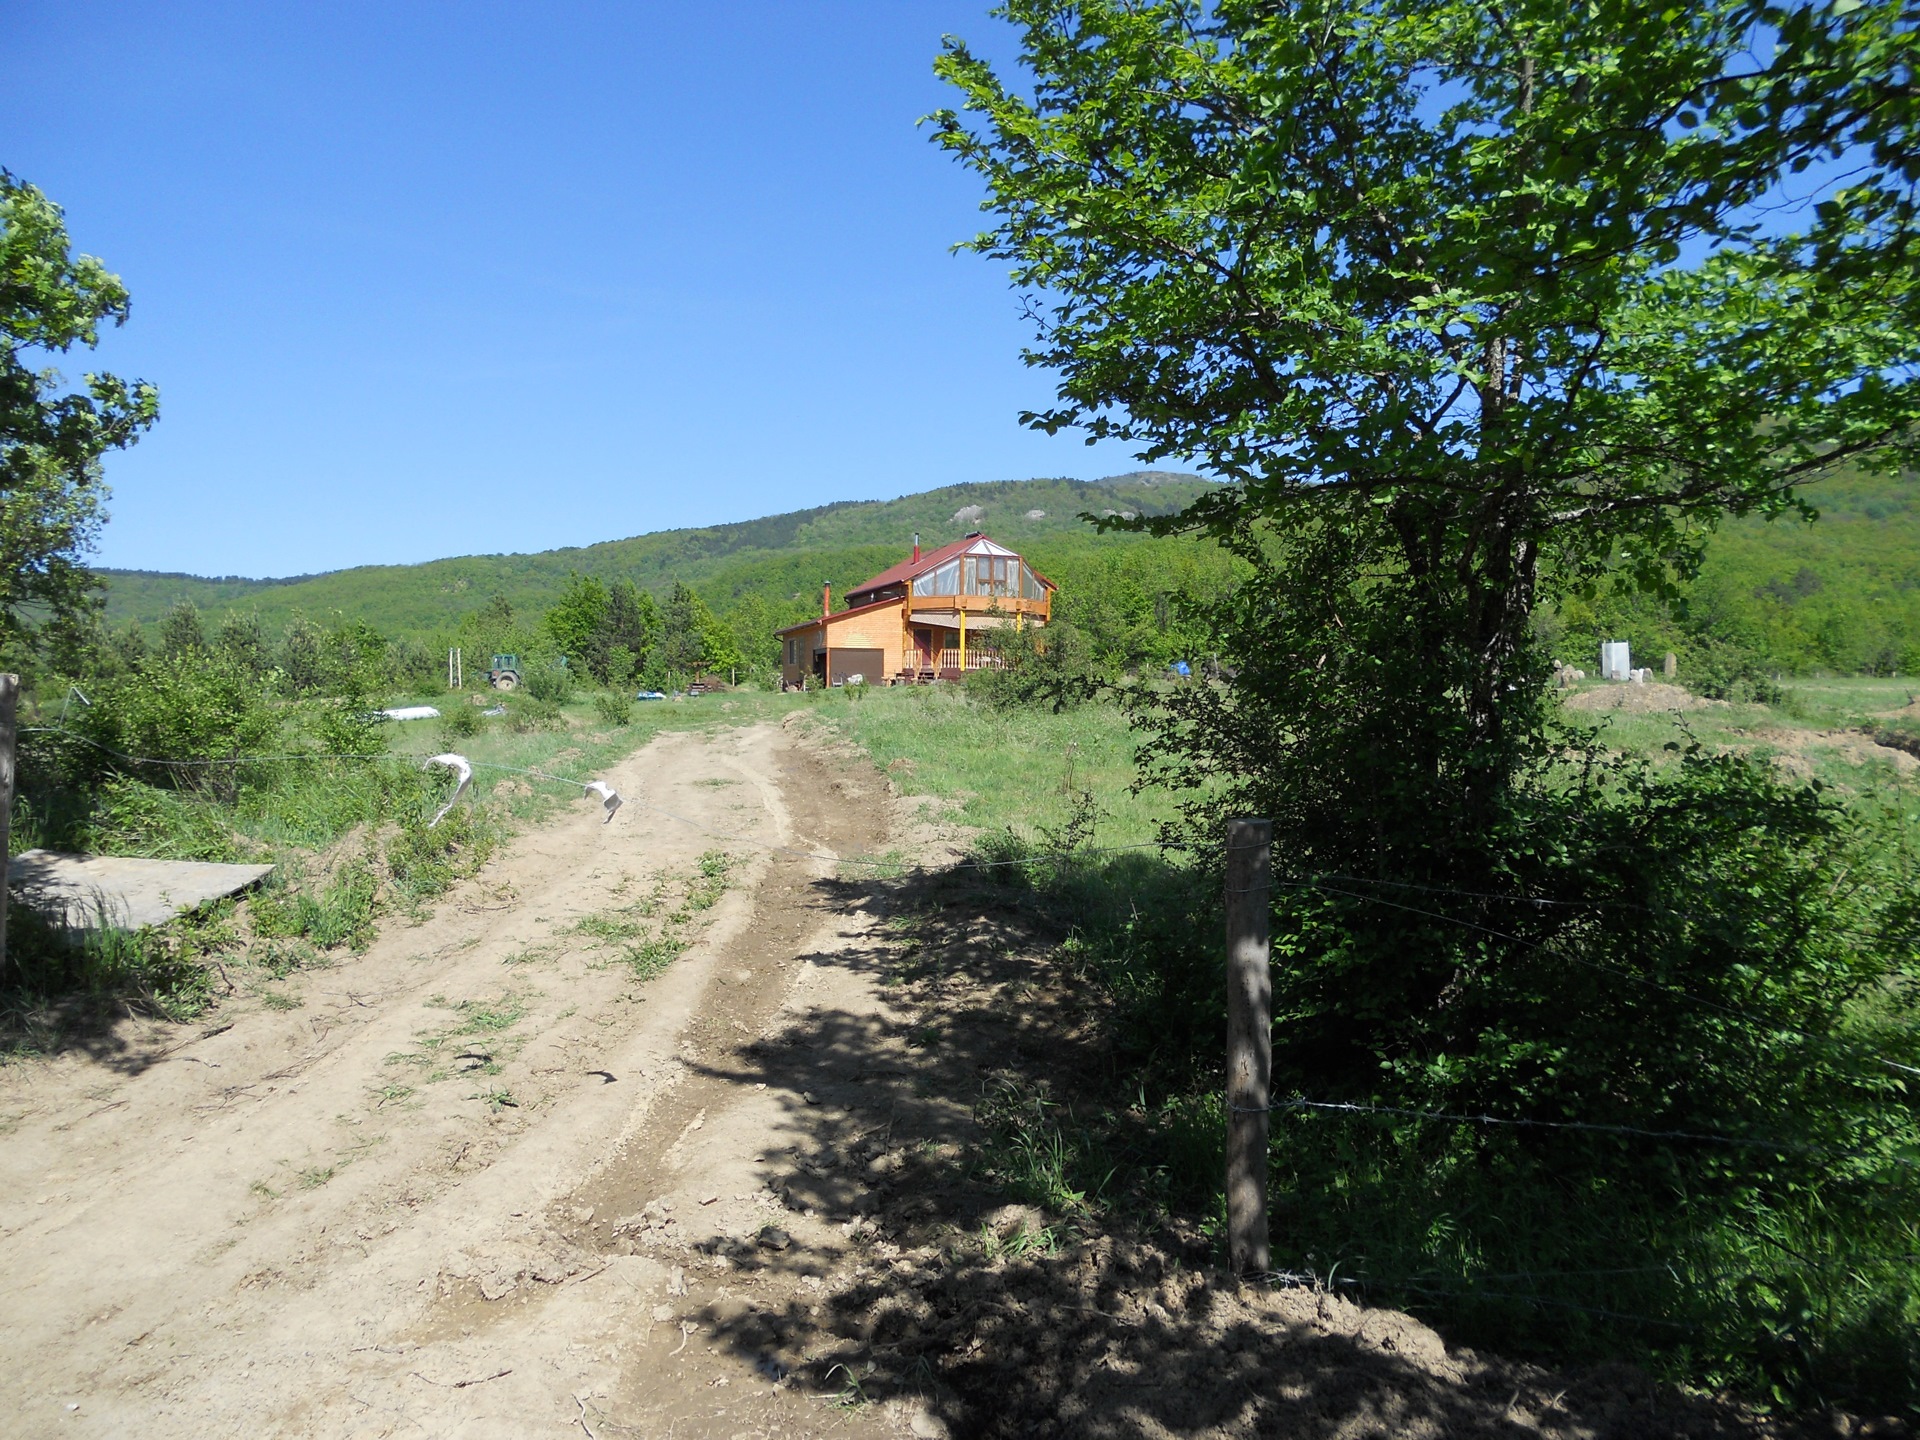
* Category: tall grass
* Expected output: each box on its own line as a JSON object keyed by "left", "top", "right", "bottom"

{"left": 816, "top": 683, "right": 1169, "bottom": 850}
{"left": 2, "top": 685, "right": 808, "bottom": 1039}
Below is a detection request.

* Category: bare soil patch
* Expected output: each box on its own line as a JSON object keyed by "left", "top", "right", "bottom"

{"left": 1562, "top": 682, "right": 1720, "bottom": 713}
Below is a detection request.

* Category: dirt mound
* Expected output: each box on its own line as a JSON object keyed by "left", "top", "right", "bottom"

{"left": 799, "top": 1238, "right": 1809, "bottom": 1439}
{"left": 1561, "top": 682, "right": 1717, "bottom": 712}
{"left": 1753, "top": 727, "right": 1920, "bottom": 775}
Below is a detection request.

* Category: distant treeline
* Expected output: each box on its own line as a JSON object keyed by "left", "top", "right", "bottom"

{"left": 44, "top": 529, "right": 1237, "bottom": 698}
{"left": 68, "top": 465, "right": 1920, "bottom": 698}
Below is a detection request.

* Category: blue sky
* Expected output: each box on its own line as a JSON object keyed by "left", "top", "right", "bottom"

{"left": 4, "top": 2, "right": 1144, "bottom": 579}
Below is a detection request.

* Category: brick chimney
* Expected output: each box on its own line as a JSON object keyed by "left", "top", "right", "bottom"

{"left": 822, "top": 581, "right": 831, "bottom": 618}
{"left": 912, "top": 532, "right": 920, "bottom": 563}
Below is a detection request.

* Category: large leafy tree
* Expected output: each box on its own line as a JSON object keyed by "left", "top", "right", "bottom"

{"left": 1, "top": 172, "right": 158, "bottom": 652}
{"left": 936, "top": 5, "right": 1920, "bottom": 1389}
{"left": 543, "top": 574, "right": 611, "bottom": 663}
{"left": 935, "top": 0, "right": 1919, "bottom": 810}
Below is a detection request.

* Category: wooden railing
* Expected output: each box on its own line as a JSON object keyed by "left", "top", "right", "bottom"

{"left": 907, "top": 650, "right": 1006, "bottom": 675}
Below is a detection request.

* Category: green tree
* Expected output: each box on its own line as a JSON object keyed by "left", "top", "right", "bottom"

{"left": 1, "top": 172, "right": 159, "bottom": 652}
{"left": 969, "top": 615, "right": 1104, "bottom": 712}
{"left": 603, "top": 579, "right": 659, "bottom": 681}
{"left": 214, "top": 611, "right": 271, "bottom": 676}
{"left": 543, "top": 574, "right": 611, "bottom": 675}
{"left": 278, "top": 617, "right": 328, "bottom": 694}
{"left": 651, "top": 582, "right": 740, "bottom": 683}
{"left": 936, "top": 0, "right": 1919, "bottom": 813}
{"left": 937, "top": 0, "right": 1920, "bottom": 1400}
{"left": 158, "top": 599, "right": 205, "bottom": 658}
{"left": 325, "top": 617, "right": 390, "bottom": 696}
{"left": 108, "top": 620, "right": 147, "bottom": 675}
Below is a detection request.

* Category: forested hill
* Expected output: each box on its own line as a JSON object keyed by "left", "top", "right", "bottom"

{"left": 1552, "top": 463, "right": 1920, "bottom": 677}
{"left": 97, "top": 463, "right": 1920, "bottom": 678}
{"left": 96, "top": 471, "right": 1215, "bottom": 637}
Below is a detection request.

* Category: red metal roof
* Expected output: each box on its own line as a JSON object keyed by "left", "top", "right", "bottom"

{"left": 845, "top": 535, "right": 1055, "bottom": 604}
{"left": 844, "top": 536, "right": 976, "bottom": 603}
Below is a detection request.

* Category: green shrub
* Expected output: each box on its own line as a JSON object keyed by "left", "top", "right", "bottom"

{"left": 509, "top": 698, "right": 565, "bottom": 733}
{"left": 969, "top": 619, "right": 1106, "bottom": 713}
{"left": 1684, "top": 636, "right": 1785, "bottom": 704}
{"left": 305, "top": 696, "right": 390, "bottom": 759}
{"left": 523, "top": 659, "right": 574, "bottom": 704}
{"left": 90, "top": 777, "right": 244, "bottom": 861}
{"left": 592, "top": 690, "right": 634, "bottom": 727}
{"left": 438, "top": 704, "right": 484, "bottom": 747}
{"left": 250, "top": 857, "right": 380, "bottom": 951}
{"left": 385, "top": 804, "right": 496, "bottom": 903}
{"left": 235, "top": 757, "right": 420, "bottom": 851}
{"left": 72, "top": 652, "right": 279, "bottom": 788}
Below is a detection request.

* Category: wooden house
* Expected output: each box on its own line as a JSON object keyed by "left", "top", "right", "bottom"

{"left": 775, "top": 533, "right": 1055, "bottom": 687}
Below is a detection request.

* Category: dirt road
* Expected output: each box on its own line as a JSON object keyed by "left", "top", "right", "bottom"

{"left": 0, "top": 718, "right": 925, "bottom": 1438}
{"left": 0, "top": 717, "right": 1862, "bottom": 1440}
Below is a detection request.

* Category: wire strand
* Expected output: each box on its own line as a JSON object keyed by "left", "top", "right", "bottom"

{"left": 1249, "top": 1094, "right": 1917, "bottom": 1171}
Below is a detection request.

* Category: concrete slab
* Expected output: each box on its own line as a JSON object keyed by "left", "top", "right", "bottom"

{"left": 8, "top": 849, "right": 275, "bottom": 931}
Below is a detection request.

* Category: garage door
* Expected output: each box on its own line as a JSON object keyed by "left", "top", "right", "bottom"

{"left": 828, "top": 648, "right": 884, "bottom": 686}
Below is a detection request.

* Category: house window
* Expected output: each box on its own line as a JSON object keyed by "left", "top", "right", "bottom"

{"left": 922, "top": 559, "right": 961, "bottom": 595}
{"left": 963, "top": 556, "right": 1019, "bottom": 597}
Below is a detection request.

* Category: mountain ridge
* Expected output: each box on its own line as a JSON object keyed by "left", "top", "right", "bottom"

{"left": 95, "top": 471, "right": 1218, "bottom": 636}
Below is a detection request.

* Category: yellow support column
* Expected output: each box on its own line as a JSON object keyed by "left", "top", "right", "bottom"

{"left": 958, "top": 609, "right": 967, "bottom": 672}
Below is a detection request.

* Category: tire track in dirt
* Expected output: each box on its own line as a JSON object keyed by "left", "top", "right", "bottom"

{"left": 0, "top": 719, "right": 914, "bottom": 1439}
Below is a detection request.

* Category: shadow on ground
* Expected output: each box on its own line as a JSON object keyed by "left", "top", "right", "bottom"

{"left": 665, "top": 861, "right": 1881, "bottom": 1439}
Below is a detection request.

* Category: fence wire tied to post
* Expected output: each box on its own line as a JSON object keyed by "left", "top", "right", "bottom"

{"left": 1226, "top": 869, "right": 1920, "bottom": 1083}
{"left": 1318, "top": 881, "right": 1920, "bottom": 1083}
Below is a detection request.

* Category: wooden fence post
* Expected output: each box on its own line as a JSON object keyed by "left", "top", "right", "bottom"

{"left": 0, "top": 674, "right": 17, "bottom": 985}
{"left": 1226, "top": 817, "right": 1272, "bottom": 1277}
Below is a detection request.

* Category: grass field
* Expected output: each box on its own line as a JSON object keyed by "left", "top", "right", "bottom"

{"left": 813, "top": 684, "right": 1169, "bottom": 853}
{"left": 810, "top": 675, "right": 1920, "bottom": 855}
